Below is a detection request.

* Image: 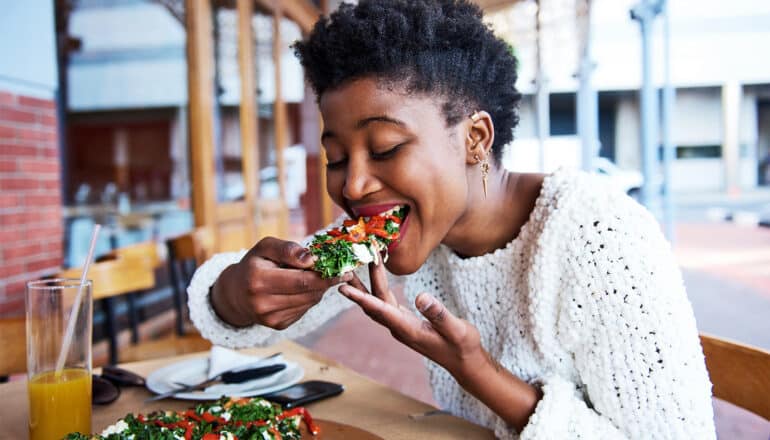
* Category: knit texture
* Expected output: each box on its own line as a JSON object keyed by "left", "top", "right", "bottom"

{"left": 188, "top": 169, "right": 716, "bottom": 439}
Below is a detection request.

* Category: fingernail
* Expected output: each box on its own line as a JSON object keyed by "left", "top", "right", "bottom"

{"left": 417, "top": 294, "right": 434, "bottom": 313}
{"left": 338, "top": 285, "right": 355, "bottom": 298}
{"left": 300, "top": 250, "right": 316, "bottom": 262}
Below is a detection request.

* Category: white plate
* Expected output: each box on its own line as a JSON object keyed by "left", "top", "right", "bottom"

{"left": 146, "top": 357, "right": 304, "bottom": 401}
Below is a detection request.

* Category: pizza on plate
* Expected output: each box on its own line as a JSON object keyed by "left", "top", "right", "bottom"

{"left": 65, "top": 396, "right": 318, "bottom": 440}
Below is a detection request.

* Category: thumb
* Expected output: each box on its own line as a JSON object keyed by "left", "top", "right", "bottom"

{"left": 415, "top": 292, "right": 465, "bottom": 342}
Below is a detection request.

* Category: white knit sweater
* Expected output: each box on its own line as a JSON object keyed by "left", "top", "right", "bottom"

{"left": 188, "top": 169, "right": 716, "bottom": 439}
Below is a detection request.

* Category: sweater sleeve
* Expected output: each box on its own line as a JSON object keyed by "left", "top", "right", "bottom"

{"left": 519, "top": 186, "right": 715, "bottom": 439}
{"left": 187, "top": 249, "right": 360, "bottom": 348}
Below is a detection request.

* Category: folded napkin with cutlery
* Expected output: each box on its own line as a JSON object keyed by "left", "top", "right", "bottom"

{"left": 204, "top": 346, "right": 286, "bottom": 394}
{"left": 208, "top": 346, "right": 282, "bottom": 379}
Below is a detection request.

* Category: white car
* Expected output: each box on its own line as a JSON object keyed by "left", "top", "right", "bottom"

{"left": 593, "top": 157, "right": 644, "bottom": 197}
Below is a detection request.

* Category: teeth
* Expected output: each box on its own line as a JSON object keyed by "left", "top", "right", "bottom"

{"left": 380, "top": 205, "right": 405, "bottom": 216}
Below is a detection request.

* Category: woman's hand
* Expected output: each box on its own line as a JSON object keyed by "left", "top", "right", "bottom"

{"left": 339, "top": 261, "right": 542, "bottom": 431}
{"left": 210, "top": 237, "right": 353, "bottom": 329}
{"left": 338, "top": 261, "right": 487, "bottom": 381}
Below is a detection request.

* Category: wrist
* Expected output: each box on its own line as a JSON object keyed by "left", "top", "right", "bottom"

{"left": 209, "top": 264, "right": 255, "bottom": 328}
{"left": 451, "top": 347, "right": 493, "bottom": 390}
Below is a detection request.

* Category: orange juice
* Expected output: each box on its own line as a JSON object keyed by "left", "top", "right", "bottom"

{"left": 28, "top": 368, "right": 92, "bottom": 440}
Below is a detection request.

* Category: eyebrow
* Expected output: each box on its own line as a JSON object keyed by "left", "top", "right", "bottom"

{"left": 321, "top": 115, "right": 407, "bottom": 143}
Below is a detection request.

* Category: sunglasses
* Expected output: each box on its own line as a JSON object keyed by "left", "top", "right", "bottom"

{"left": 93, "top": 365, "right": 146, "bottom": 405}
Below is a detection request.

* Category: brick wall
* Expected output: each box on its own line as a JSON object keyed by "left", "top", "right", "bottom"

{"left": 0, "top": 90, "right": 63, "bottom": 316}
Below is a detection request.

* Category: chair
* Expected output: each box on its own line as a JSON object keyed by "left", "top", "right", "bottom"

{"left": 103, "top": 242, "right": 164, "bottom": 344}
{"left": 166, "top": 227, "right": 215, "bottom": 335}
{"left": 58, "top": 256, "right": 156, "bottom": 365}
{"left": 0, "top": 317, "right": 26, "bottom": 378}
{"left": 700, "top": 334, "right": 770, "bottom": 420}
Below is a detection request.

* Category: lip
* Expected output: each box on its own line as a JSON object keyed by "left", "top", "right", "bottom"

{"left": 350, "top": 203, "right": 406, "bottom": 218}
{"left": 388, "top": 213, "right": 410, "bottom": 253}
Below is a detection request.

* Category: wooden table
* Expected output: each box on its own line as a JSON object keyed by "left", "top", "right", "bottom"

{"left": 0, "top": 340, "right": 494, "bottom": 439}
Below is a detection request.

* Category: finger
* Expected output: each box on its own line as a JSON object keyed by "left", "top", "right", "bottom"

{"left": 339, "top": 285, "right": 415, "bottom": 333}
{"left": 369, "top": 258, "right": 398, "bottom": 306}
{"left": 259, "top": 289, "right": 324, "bottom": 313}
{"left": 347, "top": 272, "right": 370, "bottom": 294}
{"left": 253, "top": 264, "right": 353, "bottom": 295}
{"left": 264, "top": 303, "right": 316, "bottom": 330}
{"left": 415, "top": 293, "right": 466, "bottom": 343}
{"left": 253, "top": 237, "right": 316, "bottom": 269}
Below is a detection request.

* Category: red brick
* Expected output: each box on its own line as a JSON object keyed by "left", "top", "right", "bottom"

{"left": 24, "top": 194, "right": 61, "bottom": 208}
{"left": 0, "top": 143, "right": 36, "bottom": 157}
{"left": 0, "top": 212, "right": 26, "bottom": 226}
{"left": 18, "top": 159, "right": 59, "bottom": 174}
{"left": 0, "top": 297, "right": 24, "bottom": 316}
{"left": 3, "top": 280, "right": 27, "bottom": 297}
{"left": 0, "top": 177, "right": 39, "bottom": 191}
{"left": 40, "top": 147, "right": 60, "bottom": 158}
{"left": 0, "top": 123, "right": 15, "bottom": 139}
{"left": 0, "top": 92, "right": 15, "bottom": 106}
{"left": 0, "top": 228, "right": 23, "bottom": 243}
{"left": 25, "top": 225, "right": 62, "bottom": 239}
{"left": 17, "top": 128, "right": 49, "bottom": 142}
{"left": 18, "top": 96, "right": 56, "bottom": 110}
{"left": 0, "top": 107, "right": 36, "bottom": 124}
{"left": 43, "top": 241, "right": 63, "bottom": 255}
{"left": 0, "top": 263, "right": 25, "bottom": 279}
{"left": 0, "top": 159, "right": 17, "bottom": 172}
{"left": 37, "top": 114, "right": 57, "bottom": 126}
{"left": 26, "top": 257, "right": 62, "bottom": 273}
{"left": 40, "top": 180, "right": 59, "bottom": 191}
{"left": 0, "top": 194, "right": 19, "bottom": 207}
{"left": 2, "top": 243, "right": 43, "bottom": 260}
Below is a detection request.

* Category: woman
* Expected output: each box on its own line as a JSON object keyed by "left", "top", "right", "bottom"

{"left": 188, "top": 1, "right": 716, "bottom": 438}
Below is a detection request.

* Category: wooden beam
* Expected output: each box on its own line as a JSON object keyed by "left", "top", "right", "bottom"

{"left": 255, "top": 0, "right": 320, "bottom": 34}
{"left": 273, "top": 0, "right": 289, "bottom": 237}
{"left": 186, "top": 0, "right": 217, "bottom": 230}
{"left": 237, "top": 0, "right": 258, "bottom": 244}
{"left": 473, "top": 0, "right": 521, "bottom": 12}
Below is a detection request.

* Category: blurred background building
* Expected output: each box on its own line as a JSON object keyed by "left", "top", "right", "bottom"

{"left": 0, "top": 0, "right": 341, "bottom": 317}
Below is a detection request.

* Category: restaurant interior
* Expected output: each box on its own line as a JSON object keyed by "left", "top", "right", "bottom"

{"left": 0, "top": 0, "right": 768, "bottom": 438}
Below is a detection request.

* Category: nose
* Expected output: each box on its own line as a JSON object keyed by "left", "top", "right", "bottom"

{"left": 342, "top": 156, "right": 381, "bottom": 201}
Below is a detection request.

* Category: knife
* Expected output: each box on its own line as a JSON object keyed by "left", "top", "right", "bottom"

{"left": 146, "top": 363, "right": 287, "bottom": 402}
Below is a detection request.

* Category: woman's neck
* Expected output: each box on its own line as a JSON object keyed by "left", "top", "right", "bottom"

{"left": 442, "top": 170, "right": 544, "bottom": 258}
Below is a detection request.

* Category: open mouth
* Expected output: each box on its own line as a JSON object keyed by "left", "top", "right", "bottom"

{"left": 379, "top": 205, "right": 410, "bottom": 252}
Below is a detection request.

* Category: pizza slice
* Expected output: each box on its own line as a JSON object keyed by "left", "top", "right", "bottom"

{"left": 308, "top": 206, "right": 407, "bottom": 278}
{"left": 65, "top": 396, "right": 318, "bottom": 440}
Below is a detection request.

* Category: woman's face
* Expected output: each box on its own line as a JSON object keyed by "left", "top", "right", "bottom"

{"left": 319, "top": 77, "right": 471, "bottom": 275}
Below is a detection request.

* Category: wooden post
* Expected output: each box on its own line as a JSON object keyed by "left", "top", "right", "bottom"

{"left": 186, "top": 0, "right": 217, "bottom": 229}
{"left": 237, "top": 0, "right": 258, "bottom": 244}
{"left": 273, "top": 0, "right": 289, "bottom": 237}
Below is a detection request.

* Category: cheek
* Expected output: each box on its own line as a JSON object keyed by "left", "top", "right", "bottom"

{"left": 326, "top": 172, "right": 346, "bottom": 206}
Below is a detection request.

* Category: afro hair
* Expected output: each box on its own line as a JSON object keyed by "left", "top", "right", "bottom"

{"left": 293, "top": 0, "right": 522, "bottom": 162}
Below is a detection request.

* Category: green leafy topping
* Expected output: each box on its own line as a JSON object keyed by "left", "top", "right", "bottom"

{"left": 309, "top": 239, "right": 358, "bottom": 278}
{"left": 64, "top": 397, "right": 302, "bottom": 440}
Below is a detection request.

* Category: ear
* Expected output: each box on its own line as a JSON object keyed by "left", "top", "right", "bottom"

{"left": 464, "top": 111, "right": 495, "bottom": 165}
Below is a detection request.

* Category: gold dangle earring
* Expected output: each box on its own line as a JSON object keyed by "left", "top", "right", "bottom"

{"left": 473, "top": 153, "right": 490, "bottom": 199}
{"left": 470, "top": 111, "right": 489, "bottom": 198}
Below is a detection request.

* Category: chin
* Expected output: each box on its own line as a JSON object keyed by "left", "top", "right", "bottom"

{"left": 384, "top": 250, "right": 425, "bottom": 275}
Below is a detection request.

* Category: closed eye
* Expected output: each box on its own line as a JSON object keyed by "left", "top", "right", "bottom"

{"left": 326, "top": 157, "right": 347, "bottom": 170}
{"left": 370, "top": 143, "right": 405, "bottom": 161}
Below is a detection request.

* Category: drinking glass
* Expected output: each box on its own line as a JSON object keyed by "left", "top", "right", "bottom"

{"left": 26, "top": 278, "right": 93, "bottom": 440}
